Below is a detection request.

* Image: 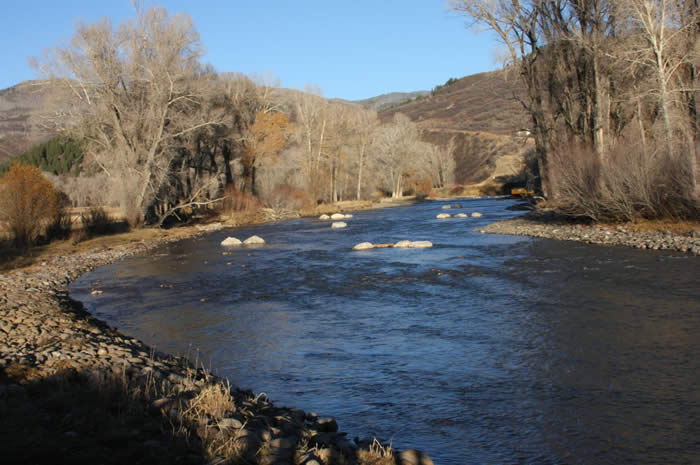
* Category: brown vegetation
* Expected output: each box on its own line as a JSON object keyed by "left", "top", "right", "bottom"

{"left": 0, "top": 164, "right": 60, "bottom": 247}
{"left": 451, "top": 0, "right": 699, "bottom": 221}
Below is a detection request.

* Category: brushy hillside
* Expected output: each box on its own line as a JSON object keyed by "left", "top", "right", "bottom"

{"left": 0, "top": 81, "right": 58, "bottom": 163}
{"left": 381, "top": 70, "right": 531, "bottom": 186}
{"left": 353, "top": 91, "right": 430, "bottom": 112}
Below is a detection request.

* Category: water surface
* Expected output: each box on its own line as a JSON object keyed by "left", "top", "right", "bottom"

{"left": 71, "top": 199, "right": 700, "bottom": 464}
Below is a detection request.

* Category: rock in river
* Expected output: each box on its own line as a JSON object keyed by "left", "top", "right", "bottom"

{"left": 319, "top": 214, "right": 330, "bottom": 220}
{"left": 330, "top": 213, "right": 346, "bottom": 220}
{"left": 221, "top": 237, "right": 242, "bottom": 246}
{"left": 436, "top": 213, "right": 451, "bottom": 219}
{"left": 471, "top": 212, "right": 483, "bottom": 218}
{"left": 331, "top": 222, "right": 347, "bottom": 229}
{"left": 243, "top": 235, "right": 265, "bottom": 245}
{"left": 353, "top": 242, "right": 374, "bottom": 250}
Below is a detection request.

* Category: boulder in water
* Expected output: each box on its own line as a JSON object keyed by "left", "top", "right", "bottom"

{"left": 353, "top": 242, "right": 374, "bottom": 250}
{"left": 330, "top": 213, "right": 346, "bottom": 220}
{"left": 436, "top": 213, "right": 451, "bottom": 219}
{"left": 319, "top": 214, "right": 330, "bottom": 220}
{"left": 331, "top": 222, "right": 347, "bottom": 229}
{"left": 394, "top": 240, "right": 412, "bottom": 248}
{"left": 344, "top": 213, "right": 353, "bottom": 219}
{"left": 471, "top": 212, "right": 483, "bottom": 217}
{"left": 441, "top": 205, "right": 451, "bottom": 209}
{"left": 408, "top": 241, "right": 433, "bottom": 248}
{"left": 454, "top": 213, "right": 467, "bottom": 218}
{"left": 221, "top": 237, "right": 242, "bottom": 246}
{"left": 243, "top": 235, "right": 265, "bottom": 245}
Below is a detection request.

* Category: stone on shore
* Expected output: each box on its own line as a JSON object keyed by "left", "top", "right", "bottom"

{"left": 343, "top": 214, "right": 353, "bottom": 219}
{"left": 221, "top": 237, "right": 242, "bottom": 246}
{"left": 243, "top": 235, "right": 265, "bottom": 245}
{"left": 331, "top": 222, "right": 347, "bottom": 229}
{"left": 436, "top": 213, "right": 451, "bottom": 219}
{"left": 196, "top": 222, "right": 224, "bottom": 232}
{"left": 353, "top": 242, "right": 374, "bottom": 250}
{"left": 319, "top": 214, "right": 330, "bottom": 220}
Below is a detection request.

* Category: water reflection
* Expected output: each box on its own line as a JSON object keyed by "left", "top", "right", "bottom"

{"left": 71, "top": 199, "right": 700, "bottom": 464}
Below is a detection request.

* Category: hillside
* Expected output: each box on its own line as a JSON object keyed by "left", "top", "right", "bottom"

{"left": 0, "top": 81, "right": 57, "bottom": 163}
{"left": 381, "top": 70, "right": 531, "bottom": 187}
{"left": 353, "top": 91, "right": 429, "bottom": 112}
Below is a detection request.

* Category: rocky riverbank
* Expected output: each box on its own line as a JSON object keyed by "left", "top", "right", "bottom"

{"left": 0, "top": 233, "right": 433, "bottom": 465}
{"left": 479, "top": 210, "right": 700, "bottom": 255}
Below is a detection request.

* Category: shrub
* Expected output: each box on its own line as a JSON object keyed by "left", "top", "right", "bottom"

{"left": 44, "top": 191, "right": 73, "bottom": 242}
{"left": 221, "top": 185, "right": 262, "bottom": 216}
{"left": 263, "top": 184, "right": 314, "bottom": 211}
{"left": 0, "top": 163, "right": 59, "bottom": 247}
{"left": 548, "top": 142, "right": 698, "bottom": 221}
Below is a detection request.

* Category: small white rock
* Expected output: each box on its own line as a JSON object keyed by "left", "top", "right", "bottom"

{"left": 436, "top": 213, "right": 451, "bottom": 219}
{"left": 319, "top": 214, "right": 330, "bottom": 220}
{"left": 353, "top": 242, "right": 374, "bottom": 250}
{"left": 331, "top": 222, "right": 347, "bottom": 229}
{"left": 408, "top": 241, "right": 433, "bottom": 248}
{"left": 344, "top": 214, "right": 353, "bottom": 219}
{"left": 471, "top": 212, "right": 483, "bottom": 217}
{"left": 221, "top": 237, "right": 242, "bottom": 246}
{"left": 454, "top": 213, "right": 468, "bottom": 218}
{"left": 330, "top": 213, "right": 346, "bottom": 220}
{"left": 441, "top": 205, "right": 451, "bottom": 209}
{"left": 90, "top": 289, "right": 103, "bottom": 295}
{"left": 394, "top": 240, "right": 412, "bottom": 248}
{"left": 243, "top": 235, "right": 265, "bottom": 245}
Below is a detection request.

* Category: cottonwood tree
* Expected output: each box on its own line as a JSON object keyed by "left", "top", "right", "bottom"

{"left": 293, "top": 85, "right": 329, "bottom": 200}
{"left": 348, "top": 107, "right": 380, "bottom": 200}
{"left": 375, "top": 113, "right": 423, "bottom": 199}
{"left": 244, "top": 110, "right": 292, "bottom": 195}
{"left": 619, "top": 0, "right": 698, "bottom": 192}
{"left": 31, "top": 6, "right": 224, "bottom": 224}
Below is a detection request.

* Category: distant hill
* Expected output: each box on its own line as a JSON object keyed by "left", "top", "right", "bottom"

{"left": 380, "top": 69, "right": 531, "bottom": 186}
{"left": 353, "top": 91, "right": 429, "bottom": 112}
{"left": 0, "top": 81, "right": 58, "bottom": 163}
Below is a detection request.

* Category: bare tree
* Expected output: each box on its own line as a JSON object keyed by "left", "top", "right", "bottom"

{"left": 348, "top": 108, "right": 379, "bottom": 200}
{"left": 31, "top": 6, "right": 224, "bottom": 224}
{"left": 376, "top": 113, "right": 424, "bottom": 198}
{"left": 618, "top": 0, "right": 698, "bottom": 191}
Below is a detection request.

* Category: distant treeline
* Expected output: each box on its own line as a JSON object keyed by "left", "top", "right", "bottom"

{"left": 0, "top": 135, "right": 83, "bottom": 177}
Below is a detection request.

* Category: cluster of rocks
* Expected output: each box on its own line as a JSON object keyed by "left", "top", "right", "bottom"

{"left": 0, "top": 232, "right": 433, "bottom": 464}
{"left": 479, "top": 212, "right": 700, "bottom": 255}
{"left": 436, "top": 212, "right": 481, "bottom": 219}
{"left": 353, "top": 240, "right": 433, "bottom": 250}
{"left": 221, "top": 235, "right": 266, "bottom": 247}
{"left": 319, "top": 212, "right": 354, "bottom": 230}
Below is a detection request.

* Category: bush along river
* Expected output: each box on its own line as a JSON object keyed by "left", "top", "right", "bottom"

{"left": 71, "top": 198, "right": 700, "bottom": 465}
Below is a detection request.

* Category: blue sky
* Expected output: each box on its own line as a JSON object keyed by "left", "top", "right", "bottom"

{"left": 1, "top": 1, "right": 499, "bottom": 100}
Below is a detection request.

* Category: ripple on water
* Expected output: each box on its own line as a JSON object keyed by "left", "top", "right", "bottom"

{"left": 70, "top": 199, "right": 700, "bottom": 465}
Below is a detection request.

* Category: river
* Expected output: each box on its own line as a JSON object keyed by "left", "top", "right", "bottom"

{"left": 70, "top": 198, "right": 700, "bottom": 465}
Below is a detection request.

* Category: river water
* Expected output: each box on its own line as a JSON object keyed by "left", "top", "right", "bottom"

{"left": 70, "top": 198, "right": 700, "bottom": 465}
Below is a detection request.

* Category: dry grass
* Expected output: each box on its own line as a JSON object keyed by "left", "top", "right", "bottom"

{"left": 0, "top": 225, "right": 200, "bottom": 272}
{"left": 356, "top": 439, "right": 395, "bottom": 465}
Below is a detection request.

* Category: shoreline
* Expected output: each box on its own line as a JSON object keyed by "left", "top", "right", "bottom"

{"left": 0, "top": 207, "right": 433, "bottom": 465}
{"left": 478, "top": 209, "right": 700, "bottom": 255}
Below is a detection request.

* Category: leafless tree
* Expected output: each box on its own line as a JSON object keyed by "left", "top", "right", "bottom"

{"left": 31, "top": 6, "right": 225, "bottom": 224}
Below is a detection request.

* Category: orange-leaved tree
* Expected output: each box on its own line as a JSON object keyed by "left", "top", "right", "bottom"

{"left": 243, "top": 110, "right": 292, "bottom": 195}
{"left": 0, "top": 163, "right": 59, "bottom": 247}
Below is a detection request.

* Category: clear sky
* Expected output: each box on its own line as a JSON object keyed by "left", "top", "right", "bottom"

{"left": 0, "top": 0, "right": 500, "bottom": 101}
